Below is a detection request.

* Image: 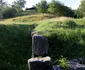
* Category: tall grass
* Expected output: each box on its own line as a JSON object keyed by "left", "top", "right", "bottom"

{"left": 2, "top": 14, "right": 55, "bottom": 23}
{"left": 35, "top": 20, "right": 85, "bottom": 61}
{"left": 0, "top": 24, "right": 35, "bottom": 70}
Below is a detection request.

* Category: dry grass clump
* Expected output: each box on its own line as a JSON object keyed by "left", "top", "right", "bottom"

{"left": 4, "top": 14, "right": 55, "bottom": 22}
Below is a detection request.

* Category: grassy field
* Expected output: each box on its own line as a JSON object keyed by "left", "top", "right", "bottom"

{"left": 0, "top": 13, "right": 85, "bottom": 70}
{"left": 18, "top": 10, "right": 38, "bottom": 16}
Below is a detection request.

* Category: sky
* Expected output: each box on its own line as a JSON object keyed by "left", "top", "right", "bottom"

{"left": 4, "top": 0, "right": 81, "bottom": 10}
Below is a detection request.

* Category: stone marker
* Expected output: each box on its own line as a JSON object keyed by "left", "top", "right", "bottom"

{"left": 28, "top": 33, "right": 52, "bottom": 70}
{"left": 28, "top": 56, "right": 52, "bottom": 70}
{"left": 32, "top": 34, "right": 49, "bottom": 57}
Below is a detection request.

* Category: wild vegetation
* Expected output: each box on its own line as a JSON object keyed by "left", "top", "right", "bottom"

{"left": 0, "top": 14, "right": 85, "bottom": 70}
{"left": 0, "top": 0, "right": 85, "bottom": 70}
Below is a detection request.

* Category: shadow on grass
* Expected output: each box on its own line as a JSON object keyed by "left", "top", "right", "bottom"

{"left": 0, "top": 24, "right": 35, "bottom": 70}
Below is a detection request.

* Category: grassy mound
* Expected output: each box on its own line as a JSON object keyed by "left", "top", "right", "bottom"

{"left": 3, "top": 14, "right": 55, "bottom": 23}
{"left": 0, "top": 17, "right": 85, "bottom": 70}
{"left": 19, "top": 10, "right": 38, "bottom": 16}
{"left": 35, "top": 20, "right": 85, "bottom": 60}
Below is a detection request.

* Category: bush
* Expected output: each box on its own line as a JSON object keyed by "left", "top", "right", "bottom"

{"left": 74, "top": 10, "right": 83, "bottom": 18}
{"left": 2, "top": 7, "right": 17, "bottom": 18}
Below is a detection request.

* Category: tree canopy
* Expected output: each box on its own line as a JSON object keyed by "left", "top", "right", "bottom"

{"left": 0, "top": 0, "right": 8, "bottom": 18}
{"left": 36, "top": 0, "right": 48, "bottom": 13}
{"left": 12, "top": 0, "right": 26, "bottom": 13}
{"left": 12, "top": 0, "right": 26, "bottom": 8}
{"left": 36, "top": 0, "right": 75, "bottom": 17}
{"left": 78, "top": 0, "right": 85, "bottom": 16}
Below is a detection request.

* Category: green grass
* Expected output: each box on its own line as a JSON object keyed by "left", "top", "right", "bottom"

{"left": 35, "top": 20, "right": 85, "bottom": 60}
{"left": 0, "top": 14, "right": 55, "bottom": 23}
{"left": 0, "top": 15, "right": 85, "bottom": 69}
{"left": 0, "top": 24, "right": 35, "bottom": 70}
{"left": 74, "top": 18, "right": 85, "bottom": 25}
{"left": 19, "top": 10, "right": 38, "bottom": 16}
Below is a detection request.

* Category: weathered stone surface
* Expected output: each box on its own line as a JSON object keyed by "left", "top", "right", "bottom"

{"left": 70, "top": 58, "right": 83, "bottom": 64}
{"left": 28, "top": 56, "right": 52, "bottom": 70}
{"left": 53, "top": 65, "right": 61, "bottom": 70}
{"left": 69, "top": 62, "right": 85, "bottom": 70}
{"left": 32, "top": 34, "right": 49, "bottom": 57}
{"left": 53, "top": 62, "right": 85, "bottom": 70}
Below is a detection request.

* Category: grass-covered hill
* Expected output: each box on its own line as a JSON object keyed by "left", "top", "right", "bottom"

{"left": 0, "top": 13, "right": 85, "bottom": 70}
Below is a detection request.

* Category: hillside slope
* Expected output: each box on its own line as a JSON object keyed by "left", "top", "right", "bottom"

{"left": 0, "top": 14, "right": 85, "bottom": 70}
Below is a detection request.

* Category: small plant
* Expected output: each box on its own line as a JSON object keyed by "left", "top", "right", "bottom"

{"left": 58, "top": 56, "right": 70, "bottom": 70}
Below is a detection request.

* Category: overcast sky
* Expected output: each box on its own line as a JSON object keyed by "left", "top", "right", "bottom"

{"left": 4, "top": 0, "right": 81, "bottom": 9}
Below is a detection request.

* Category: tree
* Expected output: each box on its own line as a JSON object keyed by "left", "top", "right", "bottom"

{"left": 2, "top": 7, "right": 17, "bottom": 18}
{"left": 36, "top": 0, "right": 48, "bottom": 13}
{"left": 74, "top": 10, "right": 83, "bottom": 18}
{"left": 0, "top": 0, "right": 8, "bottom": 18}
{"left": 13, "top": 0, "right": 26, "bottom": 8}
{"left": 0, "top": 0, "right": 7, "bottom": 6}
{"left": 48, "top": 0, "right": 75, "bottom": 17}
{"left": 12, "top": 0, "right": 26, "bottom": 13}
{"left": 48, "top": 0, "right": 60, "bottom": 14}
{"left": 78, "top": 0, "right": 85, "bottom": 16}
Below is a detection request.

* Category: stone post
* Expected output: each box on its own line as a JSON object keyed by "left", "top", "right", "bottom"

{"left": 28, "top": 33, "right": 52, "bottom": 70}
{"left": 32, "top": 34, "right": 49, "bottom": 57}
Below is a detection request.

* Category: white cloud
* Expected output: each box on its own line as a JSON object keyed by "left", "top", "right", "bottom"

{"left": 71, "top": 0, "right": 81, "bottom": 9}
{"left": 58, "top": 0, "right": 81, "bottom": 9}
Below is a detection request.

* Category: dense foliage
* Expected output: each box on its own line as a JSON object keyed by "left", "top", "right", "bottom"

{"left": 0, "top": 0, "right": 7, "bottom": 18}
{"left": 36, "top": 0, "right": 48, "bottom": 13}
{"left": 74, "top": 10, "right": 83, "bottom": 18}
{"left": 12, "top": 0, "right": 26, "bottom": 13}
{"left": 0, "top": 0, "right": 26, "bottom": 18}
{"left": 36, "top": 0, "right": 75, "bottom": 17}
{"left": 78, "top": 0, "right": 85, "bottom": 17}
{"left": 2, "top": 7, "right": 17, "bottom": 18}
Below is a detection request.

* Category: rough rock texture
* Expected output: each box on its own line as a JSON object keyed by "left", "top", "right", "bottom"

{"left": 28, "top": 56, "right": 52, "bottom": 70}
{"left": 32, "top": 34, "right": 49, "bottom": 57}
{"left": 69, "top": 61, "right": 85, "bottom": 70}
{"left": 53, "top": 61, "right": 85, "bottom": 70}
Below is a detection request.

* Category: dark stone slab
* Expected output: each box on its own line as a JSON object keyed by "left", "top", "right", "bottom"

{"left": 28, "top": 56, "right": 52, "bottom": 70}
{"left": 32, "top": 34, "right": 49, "bottom": 57}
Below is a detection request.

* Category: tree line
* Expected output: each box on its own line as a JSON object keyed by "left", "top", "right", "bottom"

{"left": 35, "top": 0, "right": 85, "bottom": 18}
{"left": 0, "top": 0, "right": 85, "bottom": 19}
{"left": 0, "top": 0, "right": 26, "bottom": 19}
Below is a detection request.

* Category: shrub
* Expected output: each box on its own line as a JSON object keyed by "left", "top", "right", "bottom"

{"left": 2, "top": 7, "right": 17, "bottom": 18}
{"left": 74, "top": 10, "right": 83, "bottom": 18}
